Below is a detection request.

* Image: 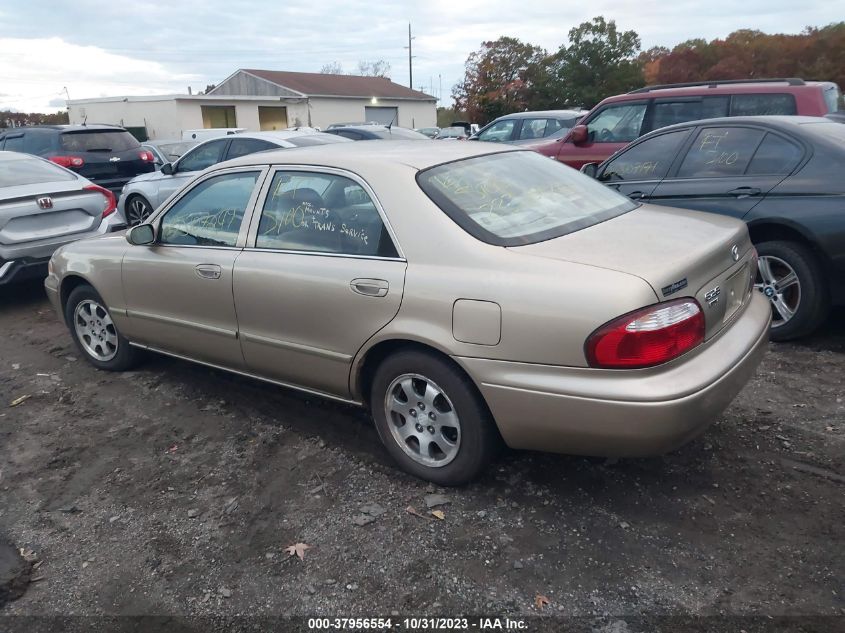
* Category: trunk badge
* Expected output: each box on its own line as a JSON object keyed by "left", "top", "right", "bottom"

{"left": 731, "top": 244, "right": 739, "bottom": 261}
{"left": 705, "top": 286, "right": 721, "bottom": 307}
{"left": 109, "top": 157, "right": 121, "bottom": 162}
{"left": 36, "top": 196, "right": 53, "bottom": 209}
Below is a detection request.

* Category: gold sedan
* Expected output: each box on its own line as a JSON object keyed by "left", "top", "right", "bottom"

{"left": 45, "top": 141, "right": 770, "bottom": 485}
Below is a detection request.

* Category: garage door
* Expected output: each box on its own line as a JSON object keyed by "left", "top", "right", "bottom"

{"left": 364, "top": 106, "right": 398, "bottom": 125}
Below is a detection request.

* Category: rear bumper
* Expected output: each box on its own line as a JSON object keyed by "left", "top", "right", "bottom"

{"left": 0, "top": 257, "right": 49, "bottom": 286}
{"left": 458, "top": 293, "right": 771, "bottom": 457}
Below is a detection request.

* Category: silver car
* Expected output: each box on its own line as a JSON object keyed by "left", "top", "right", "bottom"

{"left": 118, "top": 131, "right": 350, "bottom": 226}
{"left": 0, "top": 151, "right": 124, "bottom": 286}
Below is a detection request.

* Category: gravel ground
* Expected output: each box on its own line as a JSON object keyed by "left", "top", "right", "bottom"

{"left": 0, "top": 279, "right": 842, "bottom": 628}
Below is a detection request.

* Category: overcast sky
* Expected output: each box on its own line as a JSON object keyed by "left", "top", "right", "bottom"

{"left": 1, "top": 0, "right": 841, "bottom": 113}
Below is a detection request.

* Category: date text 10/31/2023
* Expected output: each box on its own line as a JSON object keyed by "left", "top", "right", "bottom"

{"left": 307, "top": 617, "right": 530, "bottom": 630}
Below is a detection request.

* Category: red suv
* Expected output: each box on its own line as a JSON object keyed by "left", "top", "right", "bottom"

{"left": 527, "top": 78, "right": 842, "bottom": 168}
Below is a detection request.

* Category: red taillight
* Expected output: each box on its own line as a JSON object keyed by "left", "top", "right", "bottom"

{"left": 50, "top": 155, "right": 84, "bottom": 168}
{"left": 586, "top": 299, "right": 705, "bottom": 369}
{"left": 139, "top": 150, "right": 155, "bottom": 162}
{"left": 83, "top": 184, "right": 117, "bottom": 218}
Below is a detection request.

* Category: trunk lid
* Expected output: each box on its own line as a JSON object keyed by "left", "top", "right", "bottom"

{"left": 0, "top": 181, "right": 105, "bottom": 245}
{"left": 510, "top": 204, "right": 756, "bottom": 338}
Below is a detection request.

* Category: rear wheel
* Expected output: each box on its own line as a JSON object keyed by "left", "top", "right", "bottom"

{"left": 65, "top": 285, "right": 142, "bottom": 371}
{"left": 370, "top": 349, "right": 500, "bottom": 486}
{"left": 126, "top": 195, "right": 153, "bottom": 226}
{"left": 754, "top": 240, "right": 828, "bottom": 341}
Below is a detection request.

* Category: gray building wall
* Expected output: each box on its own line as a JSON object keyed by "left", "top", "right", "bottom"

{"left": 210, "top": 71, "right": 303, "bottom": 98}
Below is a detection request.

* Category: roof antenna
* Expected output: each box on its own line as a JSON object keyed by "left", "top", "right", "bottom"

{"left": 387, "top": 109, "right": 398, "bottom": 131}
{"left": 82, "top": 114, "right": 88, "bottom": 126}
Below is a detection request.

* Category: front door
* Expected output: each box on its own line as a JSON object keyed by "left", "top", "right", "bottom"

{"left": 154, "top": 137, "right": 230, "bottom": 207}
{"left": 557, "top": 101, "right": 649, "bottom": 169}
{"left": 121, "top": 168, "right": 265, "bottom": 368}
{"left": 233, "top": 169, "right": 406, "bottom": 398}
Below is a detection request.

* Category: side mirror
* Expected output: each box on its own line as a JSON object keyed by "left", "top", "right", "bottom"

{"left": 160, "top": 162, "right": 174, "bottom": 175}
{"left": 580, "top": 163, "right": 599, "bottom": 179}
{"left": 126, "top": 223, "right": 155, "bottom": 246}
{"left": 570, "top": 124, "right": 588, "bottom": 145}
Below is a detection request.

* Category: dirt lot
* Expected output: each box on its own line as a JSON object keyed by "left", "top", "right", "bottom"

{"left": 1, "top": 279, "right": 843, "bottom": 627}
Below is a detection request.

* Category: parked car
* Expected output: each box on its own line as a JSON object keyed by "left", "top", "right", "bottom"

{"left": 470, "top": 110, "right": 587, "bottom": 144}
{"left": 0, "top": 124, "right": 155, "bottom": 196}
{"left": 119, "top": 130, "right": 349, "bottom": 225}
{"left": 580, "top": 115, "right": 845, "bottom": 340}
{"left": 434, "top": 126, "right": 469, "bottom": 140}
{"left": 45, "top": 141, "right": 769, "bottom": 485}
{"left": 0, "top": 151, "right": 123, "bottom": 285}
{"left": 182, "top": 128, "right": 245, "bottom": 141}
{"left": 527, "top": 78, "right": 843, "bottom": 169}
{"left": 323, "top": 125, "right": 430, "bottom": 141}
{"left": 141, "top": 140, "right": 199, "bottom": 170}
{"left": 414, "top": 127, "right": 441, "bottom": 139}
{"left": 326, "top": 121, "right": 381, "bottom": 129}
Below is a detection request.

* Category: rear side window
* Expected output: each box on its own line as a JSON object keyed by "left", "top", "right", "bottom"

{"left": 3, "top": 135, "right": 25, "bottom": 152}
{"left": 599, "top": 130, "right": 691, "bottom": 182}
{"left": 418, "top": 151, "right": 637, "bottom": 246}
{"left": 676, "top": 127, "right": 765, "bottom": 178}
{"left": 746, "top": 133, "right": 803, "bottom": 175}
{"left": 648, "top": 97, "right": 729, "bottom": 132}
{"left": 60, "top": 130, "right": 140, "bottom": 152}
{"left": 518, "top": 119, "right": 551, "bottom": 140}
{"left": 226, "top": 138, "right": 277, "bottom": 160}
{"left": 0, "top": 156, "right": 76, "bottom": 187}
{"left": 730, "top": 94, "right": 796, "bottom": 116}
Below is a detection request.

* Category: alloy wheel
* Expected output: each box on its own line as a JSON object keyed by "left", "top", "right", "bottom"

{"left": 127, "top": 197, "right": 152, "bottom": 226}
{"left": 384, "top": 373, "right": 461, "bottom": 468}
{"left": 73, "top": 299, "right": 119, "bottom": 361}
{"left": 755, "top": 255, "right": 801, "bottom": 328}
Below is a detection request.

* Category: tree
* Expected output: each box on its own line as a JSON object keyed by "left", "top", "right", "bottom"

{"left": 356, "top": 60, "right": 391, "bottom": 78}
{"left": 552, "top": 17, "right": 644, "bottom": 109}
{"left": 452, "top": 37, "right": 552, "bottom": 124}
{"left": 320, "top": 62, "right": 344, "bottom": 75}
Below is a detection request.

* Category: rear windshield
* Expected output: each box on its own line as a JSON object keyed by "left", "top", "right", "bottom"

{"left": 822, "top": 83, "right": 843, "bottom": 114}
{"left": 60, "top": 130, "right": 140, "bottom": 152}
{"left": 0, "top": 156, "right": 76, "bottom": 187}
{"left": 417, "top": 151, "right": 637, "bottom": 246}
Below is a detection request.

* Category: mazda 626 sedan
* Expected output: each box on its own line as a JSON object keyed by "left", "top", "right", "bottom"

{"left": 45, "top": 141, "right": 771, "bottom": 485}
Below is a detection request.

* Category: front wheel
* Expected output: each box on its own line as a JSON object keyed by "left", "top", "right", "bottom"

{"left": 754, "top": 240, "right": 828, "bottom": 341}
{"left": 65, "top": 285, "right": 142, "bottom": 371}
{"left": 370, "top": 350, "right": 500, "bottom": 486}
{"left": 125, "top": 195, "right": 153, "bottom": 226}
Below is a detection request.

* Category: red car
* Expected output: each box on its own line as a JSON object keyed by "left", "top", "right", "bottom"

{"left": 526, "top": 78, "right": 842, "bottom": 169}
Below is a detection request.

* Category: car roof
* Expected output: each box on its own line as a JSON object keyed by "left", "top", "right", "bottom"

{"left": 639, "top": 115, "right": 828, "bottom": 135}
{"left": 603, "top": 80, "right": 830, "bottom": 104}
{"left": 495, "top": 110, "right": 588, "bottom": 119}
{"left": 220, "top": 139, "right": 517, "bottom": 171}
{"left": 5, "top": 124, "right": 127, "bottom": 132}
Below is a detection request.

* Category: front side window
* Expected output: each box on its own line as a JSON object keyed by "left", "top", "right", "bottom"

{"left": 3, "top": 135, "right": 24, "bottom": 152}
{"left": 159, "top": 171, "right": 259, "bottom": 247}
{"left": 418, "top": 151, "right": 637, "bottom": 246}
{"left": 256, "top": 171, "right": 398, "bottom": 257}
{"left": 586, "top": 103, "right": 648, "bottom": 143}
{"left": 177, "top": 139, "right": 227, "bottom": 172}
{"left": 477, "top": 119, "right": 516, "bottom": 142}
{"left": 730, "top": 94, "right": 797, "bottom": 116}
{"left": 600, "top": 130, "right": 691, "bottom": 182}
{"left": 676, "top": 127, "right": 765, "bottom": 178}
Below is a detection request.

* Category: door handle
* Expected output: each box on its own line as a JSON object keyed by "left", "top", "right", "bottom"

{"left": 629, "top": 191, "right": 647, "bottom": 199}
{"left": 195, "top": 264, "right": 222, "bottom": 280}
{"left": 727, "top": 187, "right": 761, "bottom": 198}
{"left": 350, "top": 278, "right": 389, "bottom": 297}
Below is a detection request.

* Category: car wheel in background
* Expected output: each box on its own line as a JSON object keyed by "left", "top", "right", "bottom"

{"left": 64, "top": 285, "right": 142, "bottom": 371}
{"left": 126, "top": 195, "right": 153, "bottom": 226}
{"left": 754, "top": 240, "right": 829, "bottom": 341}
{"left": 370, "top": 349, "right": 500, "bottom": 486}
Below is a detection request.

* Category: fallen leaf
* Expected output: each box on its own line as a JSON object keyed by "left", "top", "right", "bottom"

{"left": 535, "top": 594, "right": 550, "bottom": 609}
{"left": 430, "top": 510, "right": 445, "bottom": 520}
{"left": 166, "top": 445, "right": 179, "bottom": 453}
{"left": 10, "top": 395, "right": 31, "bottom": 407}
{"left": 285, "top": 542, "right": 311, "bottom": 560}
{"left": 405, "top": 505, "right": 432, "bottom": 520}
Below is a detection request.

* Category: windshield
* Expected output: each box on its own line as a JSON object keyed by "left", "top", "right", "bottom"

{"left": 0, "top": 156, "right": 76, "bottom": 187}
{"left": 417, "top": 151, "right": 637, "bottom": 246}
{"left": 60, "top": 130, "right": 140, "bottom": 152}
{"left": 822, "top": 83, "right": 843, "bottom": 113}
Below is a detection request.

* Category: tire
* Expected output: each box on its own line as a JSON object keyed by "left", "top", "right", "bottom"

{"left": 64, "top": 285, "right": 142, "bottom": 371}
{"left": 754, "top": 240, "right": 829, "bottom": 341}
{"left": 370, "top": 349, "right": 500, "bottom": 486}
{"left": 125, "top": 194, "right": 153, "bottom": 226}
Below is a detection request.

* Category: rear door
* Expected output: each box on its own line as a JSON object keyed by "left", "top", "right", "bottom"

{"left": 233, "top": 168, "right": 406, "bottom": 398}
{"left": 648, "top": 125, "right": 805, "bottom": 219}
{"left": 556, "top": 101, "right": 649, "bottom": 168}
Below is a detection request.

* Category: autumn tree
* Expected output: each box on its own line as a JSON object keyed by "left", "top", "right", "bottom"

{"left": 551, "top": 17, "right": 644, "bottom": 108}
{"left": 453, "top": 37, "right": 552, "bottom": 124}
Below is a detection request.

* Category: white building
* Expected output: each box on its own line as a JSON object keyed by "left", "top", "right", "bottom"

{"left": 66, "top": 69, "right": 437, "bottom": 140}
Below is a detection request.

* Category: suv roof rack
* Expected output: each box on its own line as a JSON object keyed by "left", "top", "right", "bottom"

{"left": 628, "top": 78, "right": 806, "bottom": 94}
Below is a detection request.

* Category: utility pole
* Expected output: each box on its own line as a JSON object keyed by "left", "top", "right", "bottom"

{"left": 404, "top": 23, "right": 415, "bottom": 90}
